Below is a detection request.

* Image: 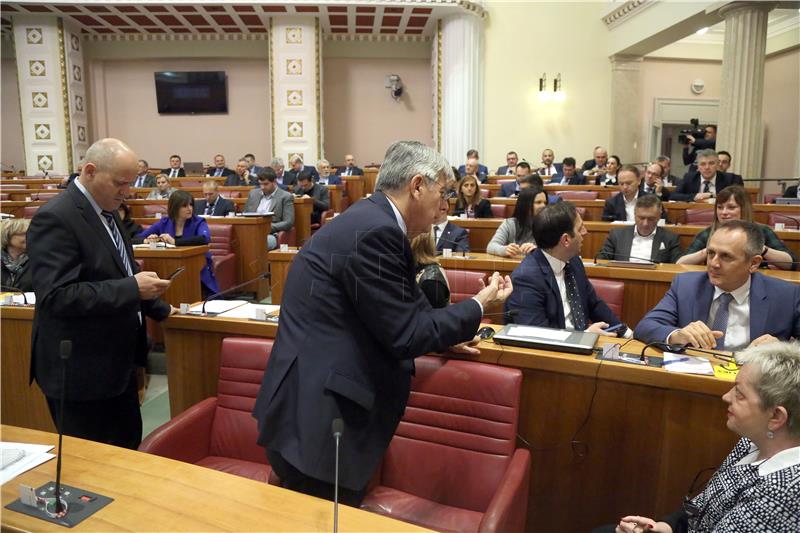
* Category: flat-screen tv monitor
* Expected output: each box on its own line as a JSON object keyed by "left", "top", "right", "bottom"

{"left": 154, "top": 71, "right": 227, "bottom": 114}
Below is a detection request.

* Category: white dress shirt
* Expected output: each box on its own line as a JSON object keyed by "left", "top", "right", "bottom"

{"left": 257, "top": 191, "right": 274, "bottom": 214}
{"left": 169, "top": 168, "right": 178, "bottom": 178}
{"left": 542, "top": 250, "right": 574, "bottom": 329}
{"left": 629, "top": 226, "right": 655, "bottom": 263}
{"left": 134, "top": 173, "right": 148, "bottom": 188}
{"left": 539, "top": 165, "right": 557, "bottom": 176}
{"left": 624, "top": 193, "right": 638, "bottom": 221}
{"left": 707, "top": 277, "right": 751, "bottom": 350}
{"left": 432, "top": 220, "right": 448, "bottom": 248}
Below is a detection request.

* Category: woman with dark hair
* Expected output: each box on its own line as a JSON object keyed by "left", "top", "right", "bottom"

{"left": 117, "top": 202, "right": 143, "bottom": 242}
{"left": 595, "top": 155, "right": 621, "bottom": 186}
{"left": 487, "top": 186, "right": 548, "bottom": 257}
{"left": 138, "top": 190, "right": 220, "bottom": 295}
{"left": 410, "top": 231, "right": 450, "bottom": 308}
{"left": 678, "top": 185, "right": 795, "bottom": 270}
{"left": 453, "top": 175, "right": 492, "bottom": 218}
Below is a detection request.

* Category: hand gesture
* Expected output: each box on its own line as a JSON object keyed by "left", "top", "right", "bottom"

{"left": 135, "top": 271, "right": 170, "bottom": 300}
{"left": 159, "top": 234, "right": 175, "bottom": 245}
{"left": 474, "top": 272, "right": 513, "bottom": 309}
{"left": 671, "top": 320, "right": 723, "bottom": 349}
{"left": 505, "top": 243, "right": 522, "bottom": 257}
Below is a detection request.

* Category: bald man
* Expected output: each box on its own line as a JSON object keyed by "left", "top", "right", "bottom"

{"left": 28, "top": 138, "right": 174, "bottom": 449}
{"left": 336, "top": 154, "right": 364, "bottom": 177}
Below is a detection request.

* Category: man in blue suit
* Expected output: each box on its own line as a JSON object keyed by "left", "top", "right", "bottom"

{"left": 499, "top": 162, "right": 531, "bottom": 197}
{"left": 432, "top": 201, "right": 469, "bottom": 252}
{"left": 506, "top": 201, "right": 622, "bottom": 333}
{"left": 551, "top": 157, "right": 586, "bottom": 185}
{"left": 672, "top": 149, "right": 735, "bottom": 202}
{"left": 457, "top": 149, "right": 489, "bottom": 177}
{"left": 635, "top": 220, "right": 800, "bottom": 350}
{"left": 252, "top": 141, "right": 512, "bottom": 505}
{"left": 495, "top": 151, "right": 519, "bottom": 176}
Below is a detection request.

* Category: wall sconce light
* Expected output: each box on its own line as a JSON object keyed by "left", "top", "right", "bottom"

{"left": 538, "top": 73, "right": 551, "bottom": 102}
{"left": 539, "top": 72, "right": 565, "bottom": 102}
{"left": 553, "top": 73, "right": 565, "bottom": 102}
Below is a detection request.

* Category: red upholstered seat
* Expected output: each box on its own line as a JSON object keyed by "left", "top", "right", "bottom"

{"left": 444, "top": 269, "right": 485, "bottom": 303}
{"left": 589, "top": 278, "right": 624, "bottom": 319}
{"left": 685, "top": 208, "right": 714, "bottom": 225}
{"left": 361, "top": 356, "right": 530, "bottom": 533}
{"left": 768, "top": 212, "right": 800, "bottom": 229}
{"left": 277, "top": 226, "right": 296, "bottom": 246}
{"left": 143, "top": 204, "right": 167, "bottom": 216}
{"left": 207, "top": 223, "right": 237, "bottom": 291}
{"left": 219, "top": 190, "right": 241, "bottom": 199}
{"left": 0, "top": 193, "right": 9, "bottom": 201}
{"left": 556, "top": 190, "right": 598, "bottom": 201}
{"left": 490, "top": 204, "right": 506, "bottom": 218}
{"left": 311, "top": 209, "right": 335, "bottom": 232}
{"left": 139, "top": 337, "right": 274, "bottom": 482}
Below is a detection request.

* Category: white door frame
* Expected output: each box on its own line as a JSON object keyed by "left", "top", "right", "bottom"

{"left": 650, "top": 98, "right": 720, "bottom": 161}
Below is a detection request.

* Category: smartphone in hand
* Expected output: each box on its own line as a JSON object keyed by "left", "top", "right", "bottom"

{"left": 166, "top": 266, "right": 185, "bottom": 281}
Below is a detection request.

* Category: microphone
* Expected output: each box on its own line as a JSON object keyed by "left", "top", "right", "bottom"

{"left": 331, "top": 418, "right": 344, "bottom": 533}
{"left": 0, "top": 285, "right": 29, "bottom": 305}
{"left": 639, "top": 341, "right": 737, "bottom": 364}
{"left": 592, "top": 251, "right": 658, "bottom": 266}
{"left": 769, "top": 212, "right": 800, "bottom": 230}
{"left": 199, "top": 272, "right": 271, "bottom": 315}
{"left": 53, "top": 340, "right": 71, "bottom": 515}
{"left": 436, "top": 235, "right": 469, "bottom": 257}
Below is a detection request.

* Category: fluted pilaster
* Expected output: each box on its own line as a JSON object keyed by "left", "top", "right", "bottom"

{"left": 609, "top": 54, "right": 643, "bottom": 163}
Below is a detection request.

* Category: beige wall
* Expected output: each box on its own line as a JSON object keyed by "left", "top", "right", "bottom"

{"left": 483, "top": 2, "right": 612, "bottom": 171}
{"left": 322, "top": 56, "right": 432, "bottom": 166}
{"left": 88, "top": 57, "right": 270, "bottom": 169}
{"left": 1, "top": 57, "right": 25, "bottom": 172}
{"left": 763, "top": 47, "right": 799, "bottom": 182}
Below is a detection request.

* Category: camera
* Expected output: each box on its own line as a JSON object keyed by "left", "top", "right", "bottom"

{"left": 678, "top": 118, "right": 705, "bottom": 145}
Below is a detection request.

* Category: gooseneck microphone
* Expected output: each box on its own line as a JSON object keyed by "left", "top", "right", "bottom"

{"left": 592, "top": 252, "right": 658, "bottom": 266}
{"left": 0, "top": 285, "right": 28, "bottom": 305}
{"left": 54, "top": 340, "right": 71, "bottom": 515}
{"left": 199, "top": 272, "right": 271, "bottom": 315}
{"left": 331, "top": 418, "right": 344, "bottom": 533}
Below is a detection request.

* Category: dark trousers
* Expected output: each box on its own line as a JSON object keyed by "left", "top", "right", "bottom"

{"left": 267, "top": 449, "right": 368, "bottom": 507}
{"left": 46, "top": 371, "right": 142, "bottom": 450}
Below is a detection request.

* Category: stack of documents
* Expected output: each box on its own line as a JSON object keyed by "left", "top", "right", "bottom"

{"left": 0, "top": 442, "right": 54, "bottom": 485}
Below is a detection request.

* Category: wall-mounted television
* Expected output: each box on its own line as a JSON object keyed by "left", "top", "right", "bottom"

{"left": 154, "top": 71, "right": 228, "bottom": 114}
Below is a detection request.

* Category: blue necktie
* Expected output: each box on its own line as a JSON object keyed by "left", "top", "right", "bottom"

{"left": 710, "top": 293, "right": 733, "bottom": 349}
{"left": 101, "top": 211, "right": 133, "bottom": 276}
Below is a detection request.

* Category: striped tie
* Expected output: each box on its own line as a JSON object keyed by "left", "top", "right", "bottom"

{"left": 710, "top": 293, "right": 733, "bottom": 349}
{"left": 564, "top": 263, "right": 586, "bottom": 330}
{"left": 101, "top": 211, "right": 133, "bottom": 276}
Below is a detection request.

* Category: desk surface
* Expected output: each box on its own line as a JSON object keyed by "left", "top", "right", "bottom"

{"left": 1, "top": 425, "right": 431, "bottom": 532}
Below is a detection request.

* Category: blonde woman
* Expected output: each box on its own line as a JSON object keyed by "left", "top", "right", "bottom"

{"left": 146, "top": 174, "right": 175, "bottom": 200}
{"left": 1, "top": 218, "right": 32, "bottom": 291}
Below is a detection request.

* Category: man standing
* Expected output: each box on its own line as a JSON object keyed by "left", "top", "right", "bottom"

{"left": 28, "top": 138, "right": 172, "bottom": 449}
{"left": 495, "top": 151, "right": 519, "bottom": 176}
{"left": 206, "top": 154, "right": 235, "bottom": 178}
{"left": 194, "top": 181, "right": 235, "bottom": 217}
{"left": 336, "top": 154, "right": 364, "bottom": 177}
{"left": 682, "top": 124, "right": 717, "bottom": 172}
{"left": 132, "top": 159, "right": 155, "bottom": 188}
{"left": 162, "top": 154, "right": 185, "bottom": 178}
{"left": 673, "top": 149, "right": 735, "bottom": 202}
{"left": 253, "top": 141, "right": 512, "bottom": 505}
{"left": 243, "top": 169, "right": 294, "bottom": 250}
{"left": 602, "top": 165, "right": 643, "bottom": 222}
{"left": 597, "top": 195, "right": 681, "bottom": 263}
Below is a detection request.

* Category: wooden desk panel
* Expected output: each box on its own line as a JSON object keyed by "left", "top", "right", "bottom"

{"left": 133, "top": 246, "right": 207, "bottom": 306}
{"left": 0, "top": 178, "right": 62, "bottom": 188}
{"left": 203, "top": 216, "right": 271, "bottom": 299}
{"left": 1, "top": 425, "right": 432, "bottom": 532}
{"left": 363, "top": 168, "right": 379, "bottom": 194}
{"left": 327, "top": 184, "right": 345, "bottom": 213}
{"left": 293, "top": 196, "right": 313, "bottom": 246}
{"left": 343, "top": 176, "right": 364, "bottom": 208}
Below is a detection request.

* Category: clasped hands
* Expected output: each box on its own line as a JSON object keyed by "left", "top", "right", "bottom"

{"left": 449, "top": 272, "right": 513, "bottom": 356}
{"left": 505, "top": 242, "right": 535, "bottom": 257}
{"left": 145, "top": 233, "right": 175, "bottom": 245}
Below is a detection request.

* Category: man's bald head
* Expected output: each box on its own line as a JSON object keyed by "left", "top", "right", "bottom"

{"left": 80, "top": 138, "right": 138, "bottom": 211}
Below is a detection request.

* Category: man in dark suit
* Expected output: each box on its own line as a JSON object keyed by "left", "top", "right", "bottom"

{"left": 243, "top": 153, "right": 265, "bottom": 178}
{"left": 206, "top": 154, "right": 235, "bottom": 178}
{"left": 641, "top": 162, "right": 671, "bottom": 201}
{"left": 597, "top": 195, "right": 682, "bottom": 263}
{"left": 537, "top": 148, "right": 562, "bottom": 177}
{"left": 495, "top": 151, "right": 519, "bottom": 176}
{"left": 162, "top": 154, "right": 185, "bottom": 178}
{"left": 552, "top": 157, "right": 586, "bottom": 185}
{"left": 463, "top": 157, "right": 488, "bottom": 184}
{"left": 336, "top": 154, "right": 364, "bottom": 177}
{"left": 194, "top": 181, "right": 235, "bottom": 217}
{"left": 635, "top": 220, "right": 800, "bottom": 350}
{"left": 432, "top": 201, "right": 469, "bottom": 252}
{"left": 581, "top": 146, "right": 608, "bottom": 181}
{"left": 225, "top": 158, "right": 252, "bottom": 186}
{"left": 295, "top": 171, "right": 330, "bottom": 225}
{"left": 316, "top": 159, "right": 342, "bottom": 185}
{"left": 672, "top": 149, "right": 735, "bottom": 202}
{"left": 499, "top": 162, "right": 531, "bottom": 197}
{"left": 718, "top": 150, "right": 745, "bottom": 186}
{"left": 655, "top": 155, "right": 683, "bottom": 188}
{"left": 602, "top": 165, "right": 643, "bottom": 222}
{"left": 28, "top": 138, "right": 173, "bottom": 449}
{"left": 132, "top": 159, "right": 156, "bottom": 188}
{"left": 252, "top": 141, "right": 512, "bottom": 505}
{"left": 457, "top": 149, "right": 489, "bottom": 177}
{"left": 682, "top": 124, "right": 716, "bottom": 173}
{"left": 285, "top": 155, "right": 319, "bottom": 185}
{"left": 506, "top": 201, "right": 622, "bottom": 332}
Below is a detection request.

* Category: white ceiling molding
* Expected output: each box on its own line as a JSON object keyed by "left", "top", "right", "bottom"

{"left": 602, "top": 0, "right": 657, "bottom": 29}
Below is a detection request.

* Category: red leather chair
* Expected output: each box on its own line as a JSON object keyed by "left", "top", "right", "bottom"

{"left": 23, "top": 206, "right": 40, "bottom": 218}
{"left": 556, "top": 190, "right": 598, "bottom": 201}
{"left": 139, "top": 337, "right": 274, "bottom": 481}
{"left": 180, "top": 179, "right": 204, "bottom": 187}
{"left": 764, "top": 193, "right": 782, "bottom": 204}
{"left": 207, "top": 224, "right": 237, "bottom": 292}
{"left": 219, "top": 190, "right": 241, "bottom": 199}
{"left": 311, "top": 209, "right": 335, "bottom": 232}
{"left": 768, "top": 212, "right": 800, "bottom": 229}
{"left": 589, "top": 278, "right": 624, "bottom": 319}
{"left": 490, "top": 204, "right": 507, "bottom": 218}
{"left": 277, "top": 227, "right": 297, "bottom": 247}
{"left": 444, "top": 269, "right": 485, "bottom": 303}
{"left": 362, "top": 356, "right": 530, "bottom": 533}
{"left": 0, "top": 193, "right": 8, "bottom": 201}
{"left": 143, "top": 204, "right": 167, "bottom": 217}
{"left": 480, "top": 188, "right": 490, "bottom": 199}
{"left": 685, "top": 208, "right": 714, "bottom": 225}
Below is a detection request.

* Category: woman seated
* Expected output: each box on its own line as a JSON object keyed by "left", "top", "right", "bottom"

{"left": 117, "top": 202, "right": 143, "bottom": 243}
{"left": 1, "top": 218, "right": 32, "bottom": 292}
{"left": 138, "top": 190, "right": 220, "bottom": 297}
{"left": 594, "top": 341, "right": 800, "bottom": 533}
{"left": 452, "top": 175, "right": 492, "bottom": 218}
{"left": 411, "top": 232, "right": 450, "bottom": 308}
{"left": 146, "top": 174, "right": 175, "bottom": 200}
{"left": 487, "top": 186, "right": 548, "bottom": 257}
{"left": 595, "top": 155, "right": 621, "bottom": 186}
{"left": 678, "top": 185, "right": 796, "bottom": 270}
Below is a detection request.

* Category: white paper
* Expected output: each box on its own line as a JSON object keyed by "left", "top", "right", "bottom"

{"left": 662, "top": 353, "right": 715, "bottom": 375}
{"left": 0, "top": 442, "right": 55, "bottom": 485}
{"left": 188, "top": 300, "right": 248, "bottom": 315}
{"left": 132, "top": 243, "right": 176, "bottom": 249}
{"left": 610, "top": 220, "right": 635, "bottom": 225}
{"left": 0, "top": 293, "right": 35, "bottom": 305}
{"left": 217, "top": 303, "right": 280, "bottom": 320}
{"left": 506, "top": 325, "right": 571, "bottom": 341}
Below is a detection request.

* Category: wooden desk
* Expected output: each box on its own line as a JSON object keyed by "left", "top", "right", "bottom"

{"left": 129, "top": 186, "right": 253, "bottom": 200}
{"left": 343, "top": 176, "right": 364, "bottom": 207}
{"left": 1, "top": 425, "right": 432, "bottom": 533}
{"left": 0, "top": 178, "right": 62, "bottom": 188}
{"left": 133, "top": 246, "right": 207, "bottom": 306}
{"left": 363, "top": 168, "right": 379, "bottom": 194}
{"left": 0, "top": 200, "right": 47, "bottom": 218}
{"left": 4, "top": 189, "right": 62, "bottom": 201}
{"left": 327, "top": 184, "right": 345, "bottom": 213}
{"left": 293, "top": 196, "right": 313, "bottom": 245}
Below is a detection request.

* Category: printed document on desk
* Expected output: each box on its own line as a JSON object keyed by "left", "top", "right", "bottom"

{"left": 0, "top": 442, "right": 54, "bottom": 485}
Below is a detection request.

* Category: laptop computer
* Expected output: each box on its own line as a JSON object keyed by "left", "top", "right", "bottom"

{"left": 492, "top": 324, "right": 598, "bottom": 355}
{"left": 183, "top": 162, "right": 205, "bottom": 176}
{"left": 774, "top": 197, "right": 800, "bottom": 205}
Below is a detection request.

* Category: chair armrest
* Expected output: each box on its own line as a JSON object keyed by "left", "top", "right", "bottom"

{"left": 212, "top": 253, "right": 237, "bottom": 292}
{"left": 478, "top": 448, "right": 531, "bottom": 533}
{"left": 138, "top": 397, "right": 217, "bottom": 464}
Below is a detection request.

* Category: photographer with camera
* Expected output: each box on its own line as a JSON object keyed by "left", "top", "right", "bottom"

{"left": 681, "top": 120, "right": 717, "bottom": 173}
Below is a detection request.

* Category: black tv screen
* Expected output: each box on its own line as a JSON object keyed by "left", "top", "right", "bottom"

{"left": 154, "top": 71, "right": 227, "bottom": 114}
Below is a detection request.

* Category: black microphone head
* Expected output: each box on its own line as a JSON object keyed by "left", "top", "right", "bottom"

{"left": 331, "top": 418, "right": 344, "bottom": 437}
{"left": 505, "top": 309, "right": 518, "bottom": 317}
{"left": 59, "top": 340, "right": 72, "bottom": 360}
{"left": 262, "top": 272, "right": 272, "bottom": 279}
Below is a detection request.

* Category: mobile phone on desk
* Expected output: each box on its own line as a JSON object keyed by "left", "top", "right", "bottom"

{"left": 167, "top": 266, "right": 185, "bottom": 280}
{"left": 602, "top": 323, "right": 627, "bottom": 337}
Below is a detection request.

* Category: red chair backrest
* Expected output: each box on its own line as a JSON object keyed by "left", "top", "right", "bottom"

{"left": 768, "top": 212, "right": 800, "bottom": 229}
{"left": 444, "top": 269, "right": 485, "bottom": 303}
{"left": 33, "top": 192, "right": 58, "bottom": 201}
{"left": 143, "top": 204, "right": 167, "bottom": 216}
{"left": 219, "top": 190, "right": 241, "bottom": 199}
{"left": 764, "top": 193, "right": 782, "bottom": 204}
{"left": 207, "top": 223, "right": 234, "bottom": 256}
{"left": 480, "top": 188, "right": 489, "bottom": 199}
{"left": 0, "top": 193, "right": 8, "bottom": 201}
{"left": 557, "top": 190, "right": 598, "bottom": 200}
{"left": 277, "top": 227, "right": 296, "bottom": 246}
{"left": 381, "top": 356, "right": 522, "bottom": 512}
{"left": 23, "top": 206, "right": 40, "bottom": 218}
{"left": 490, "top": 204, "right": 506, "bottom": 218}
{"left": 209, "top": 337, "right": 274, "bottom": 463}
{"left": 181, "top": 179, "right": 204, "bottom": 187}
{"left": 589, "top": 278, "right": 624, "bottom": 319}
{"left": 685, "top": 208, "right": 714, "bottom": 225}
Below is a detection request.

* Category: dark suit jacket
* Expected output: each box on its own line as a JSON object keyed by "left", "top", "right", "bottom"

{"left": 224, "top": 174, "right": 249, "bottom": 187}
{"left": 634, "top": 271, "right": 800, "bottom": 345}
{"left": 724, "top": 172, "right": 744, "bottom": 186}
{"left": 783, "top": 186, "right": 799, "bottom": 199}
{"left": 436, "top": 222, "right": 470, "bottom": 252}
{"left": 206, "top": 166, "right": 235, "bottom": 178}
{"left": 458, "top": 163, "right": 489, "bottom": 176}
{"left": 453, "top": 198, "right": 492, "bottom": 218}
{"left": 296, "top": 183, "right": 330, "bottom": 224}
{"left": 161, "top": 167, "right": 186, "bottom": 178}
{"left": 601, "top": 192, "right": 634, "bottom": 222}
{"left": 336, "top": 166, "right": 364, "bottom": 177}
{"left": 496, "top": 165, "right": 515, "bottom": 176}
{"left": 317, "top": 174, "right": 342, "bottom": 185}
{"left": 506, "top": 248, "right": 620, "bottom": 329}
{"left": 672, "top": 171, "right": 735, "bottom": 202}
{"left": 27, "top": 183, "right": 171, "bottom": 401}
{"left": 499, "top": 180, "right": 521, "bottom": 197}
{"left": 285, "top": 165, "right": 320, "bottom": 185}
{"left": 193, "top": 196, "right": 235, "bottom": 217}
{"left": 132, "top": 174, "right": 156, "bottom": 188}
{"left": 597, "top": 226, "right": 682, "bottom": 263}
{"left": 537, "top": 163, "right": 563, "bottom": 176}
{"left": 551, "top": 173, "right": 587, "bottom": 185}
{"left": 252, "top": 191, "right": 482, "bottom": 491}
{"left": 581, "top": 159, "right": 603, "bottom": 173}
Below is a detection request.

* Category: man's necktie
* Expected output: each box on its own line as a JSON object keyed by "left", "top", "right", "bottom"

{"left": 215, "top": 168, "right": 222, "bottom": 177}
{"left": 710, "top": 292, "right": 733, "bottom": 349}
{"left": 703, "top": 181, "right": 711, "bottom": 194}
{"left": 135, "top": 176, "right": 143, "bottom": 188}
{"left": 563, "top": 263, "right": 586, "bottom": 330}
{"left": 205, "top": 201, "right": 213, "bottom": 216}
{"left": 434, "top": 226, "right": 440, "bottom": 246}
{"left": 100, "top": 211, "right": 133, "bottom": 276}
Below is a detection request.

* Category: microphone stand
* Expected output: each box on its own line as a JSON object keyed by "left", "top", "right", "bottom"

{"left": 53, "top": 340, "right": 71, "bottom": 515}
{"left": 199, "top": 272, "right": 271, "bottom": 315}
{"left": 0, "top": 285, "right": 29, "bottom": 305}
{"left": 331, "top": 418, "right": 344, "bottom": 533}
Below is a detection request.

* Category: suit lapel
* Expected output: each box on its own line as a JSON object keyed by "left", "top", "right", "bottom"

{"left": 534, "top": 250, "right": 563, "bottom": 322}
{"left": 69, "top": 184, "right": 129, "bottom": 276}
{"left": 694, "top": 277, "right": 716, "bottom": 323}
{"left": 618, "top": 228, "right": 634, "bottom": 260}
{"left": 650, "top": 230, "right": 662, "bottom": 262}
{"left": 748, "top": 274, "right": 768, "bottom": 339}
